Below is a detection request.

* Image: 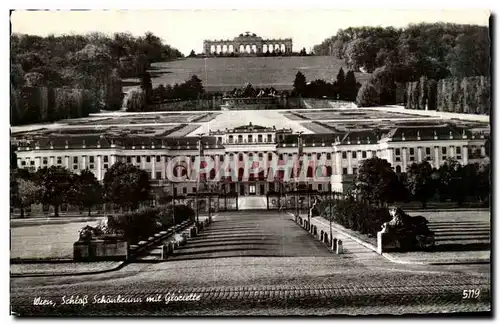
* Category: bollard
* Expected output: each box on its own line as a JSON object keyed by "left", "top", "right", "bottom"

{"left": 336, "top": 239, "right": 343, "bottom": 254}
{"left": 331, "top": 238, "right": 337, "bottom": 251}
{"left": 161, "top": 245, "right": 168, "bottom": 260}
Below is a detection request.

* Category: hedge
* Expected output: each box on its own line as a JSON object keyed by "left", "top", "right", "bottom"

{"left": 108, "top": 204, "right": 195, "bottom": 244}
{"left": 322, "top": 198, "right": 392, "bottom": 236}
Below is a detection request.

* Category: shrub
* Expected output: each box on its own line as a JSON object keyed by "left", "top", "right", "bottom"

{"left": 108, "top": 207, "right": 161, "bottom": 244}
{"left": 157, "top": 204, "right": 195, "bottom": 229}
{"left": 324, "top": 199, "right": 392, "bottom": 236}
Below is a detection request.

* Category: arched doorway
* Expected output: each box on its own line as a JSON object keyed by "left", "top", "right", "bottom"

{"left": 210, "top": 45, "right": 216, "bottom": 53}
{"left": 222, "top": 44, "right": 228, "bottom": 53}
{"left": 216, "top": 44, "right": 222, "bottom": 54}
{"left": 228, "top": 44, "right": 234, "bottom": 53}
{"left": 245, "top": 44, "right": 251, "bottom": 53}
{"left": 239, "top": 44, "right": 245, "bottom": 53}
{"left": 263, "top": 44, "right": 268, "bottom": 53}
{"left": 251, "top": 44, "right": 257, "bottom": 53}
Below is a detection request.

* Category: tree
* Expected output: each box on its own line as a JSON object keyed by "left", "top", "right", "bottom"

{"left": 406, "top": 161, "right": 436, "bottom": 208}
{"left": 103, "top": 162, "right": 151, "bottom": 211}
{"left": 354, "top": 157, "right": 405, "bottom": 206}
{"left": 356, "top": 82, "right": 378, "bottom": 107}
{"left": 73, "top": 169, "right": 103, "bottom": 216}
{"left": 344, "top": 70, "right": 358, "bottom": 101}
{"left": 140, "top": 71, "right": 153, "bottom": 103}
{"left": 16, "top": 179, "right": 42, "bottom": 218}
{"left": 188, "top": 50, "right": 196, "bottom": 57}
{"left": 336, "top": 68, "right": 346, "bottom": 99}
{"left": 35, "top": 166, "right": 74, "bottom": 217}
{"left": 293, "top": 71, "right": 307, "bottom": 96}
{"left": 299, "top": 47, "right": 307, "bottom": 56}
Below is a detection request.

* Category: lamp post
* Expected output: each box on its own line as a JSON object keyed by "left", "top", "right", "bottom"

{"left": 195, "top": 133, "right": 205, "bottom": 225}
{"left": 296, "top": 131, "right": 304, "bottom": 217}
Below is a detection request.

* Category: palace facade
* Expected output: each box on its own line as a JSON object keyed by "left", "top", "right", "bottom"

{"left": 15, "top": 122, "right": 488, "bottom": 197}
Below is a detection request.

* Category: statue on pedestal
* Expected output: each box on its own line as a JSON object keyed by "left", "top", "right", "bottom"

{"left": 380, "top": 206, "right": 435, "bottom": 250}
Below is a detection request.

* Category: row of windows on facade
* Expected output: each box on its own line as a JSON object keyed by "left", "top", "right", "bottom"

{"left": 223, "top": 134, "right": 274, "bottom": 144}
{"left": 18, "top": 144, "right": 481, "bottom": 168}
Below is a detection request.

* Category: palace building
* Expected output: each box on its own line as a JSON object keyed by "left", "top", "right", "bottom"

{"left": 14, "top": 121, "right": 488, "bottom": 198}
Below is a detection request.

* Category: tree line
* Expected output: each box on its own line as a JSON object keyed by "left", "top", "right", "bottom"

{"left": 313, "top": 23, "right": 489, "bottom": 79}
{"left": 126, "top": 74, "right": 207, "bottom": 112}
{"left": 351, "top": 157, "right": 490, "bottom": 208}
{"left": 10, "top": 162, "right": 152, "bottom": 218}
{"left": 312, "top": 23, "right": 490, "bottom": 110}
{"left": 292, "top": 68, "right": 360, "bottom": 100}
{"left": 10, "top": 32, "right": 183, "bottom": 124}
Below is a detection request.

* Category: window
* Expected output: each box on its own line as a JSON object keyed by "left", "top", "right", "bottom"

{"left": 442, "top": 147, "right": 447, "bottom": 155}
{"left": 156, "top": 156, "right": 160, "bottom": 162}
{"left": 136, "top": 156, "right": 141, "bottom": 163}
{"left": 191, "top": 156, "right": 196, "bottom": 162}
{"left": 396, "top": 166, "right": 402, "bottom": 173}
{"left": 146, "top": 156, "right": 151, "bottom": 163}
{"left": 73, "top": 157, "right": 78, "bottom": 164}
{"left": 456, "top": 147, "right": 462, "bottom": 154}
{"left": 259, "top": 153, "right": 264, "bottom": 158}
{"left": 43, "top": 159, "right": 48, "bottom": 165}
{"left": 342, "top": 152, "right": 347, "bottom": 159}
{"left": 104, "top": 156, "right": 109, "bottom": 163}
{"left": 342, "top": 168, "right": 348, "bottom": 175}
{"left": 317, "top": 153, "right": 321, "bottom": 160}
{"left": 326, "top": 153, "right": 331, "bottom": 160}
{"left": 104, "top": 164, "right": 108, "bottom": 169}
{"left": 426, "top": 147, "right": 431, "bottom": 155}
{"left": 73, "top": 165, "right": 78, "bottom": 170}
{"left": 182, "top": 187, "right": 187, "bottom": 194}
{"left": 193, "top": 187, "right": 197, "bottom": 193}
{"left": 220, "top": 155, "right": 224, "bottom": 162}
{"left": 258, "top": 134, "right": 263, "bottom": 142}
{"left": 239, "top": 154, "right": 243, "bottom": 162}
{"left": 126, "top": 157, "right": 131, "bottom": 163}
{"left": 89, "top": 164, "right": 95, "bottom": 169}
{"left": 248, "top": 135, "right": 253, "bottom": 143}
{"left": 268, "top": 153, "right": 273, "bottom": 161}
{"left": 228, "top": 135, "right": 234, "bottom": 143}
{"left": 288, "top": 153, "right": 293, "bottom": 158}
{"left": 21, "top": 161, "right": 26, "bottom": 166}
{"left": 362, "top": 151, "right": 367, "bottom": 159}
{"left": 267, "top": 134, "right": 272, "bottom": 142}
{"left": 352, "top": 168, "right": 358, "bottom": 174}
{"left": 279, "top": 154, "right": 283, "bottom": 160}
{"left": 395, "top": 148, "right": 401, "bottom": 156}
{"left": 409, "top": 148, "right": 415, "bottom": 155}
{"left": 318, "top": 184, "right": 323, "bottom": 191}
{"left": 229, "top": 153, "right": 234, "bottom": 161}
{"left": 57, "top": 157, "right": 62, "bottom": 164}
{"left": 156, "top": 172, "right": 161, "bottom": 179}
{"left": 352, "top": 151, "right": 357, "bottom": 159}
{"left": 372, "top": 151, "right": 377, "bottom": 157}
{"left": 238, "top": 135, "right": 243, "bottom": 143}
{"left": 30, "top": 161, "right": 35, "bottom": 166}
{"left": 89, "top": 156, "right": 95, "bottom": 163}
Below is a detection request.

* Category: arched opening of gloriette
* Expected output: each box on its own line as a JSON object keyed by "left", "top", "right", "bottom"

{"left": 263, "top": 44, "right": 268, "bottom": 53}
{"left": 216, "top": 44, "right": 222, "bottom": 54}
{"left": 239, "top": 44, "right": 245, "bottom": 53}
{"left": 281, "top": 44, "right": 286, "bottom": 52}
{"left": 251, "top": 44, "right": 257, "bottom": 53}
{"left": 210, "top": 45, "right": 216, "bottom": 53}
{"left": 245, "top": 44, "right": 251, "bottom": 53}
{"left": 222, "top": 44, "right": 228, "bottom": 53}
{"left": 228, "top": 44, "right": 234, "bottom": 53}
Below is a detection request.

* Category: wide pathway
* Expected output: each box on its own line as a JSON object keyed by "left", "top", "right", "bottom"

{"left": 188, "top": 110, "right": 312, "bottom": 136}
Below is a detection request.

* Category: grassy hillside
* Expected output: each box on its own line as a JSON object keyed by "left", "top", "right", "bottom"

{"left": 123, "top": 56, "right": 371, "bottom": 92}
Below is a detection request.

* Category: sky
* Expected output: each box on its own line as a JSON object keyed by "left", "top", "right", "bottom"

{"left": 11, "top": 9, "right": 491, "bottom": 56}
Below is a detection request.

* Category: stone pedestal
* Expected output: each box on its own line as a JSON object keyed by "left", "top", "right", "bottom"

{"left": 73, "top": 238, "right": 128, "bottom": 262}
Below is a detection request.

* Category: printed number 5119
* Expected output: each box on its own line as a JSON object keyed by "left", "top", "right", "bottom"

{"left": 462, "top": 289, "right": 480, "bottom": 299}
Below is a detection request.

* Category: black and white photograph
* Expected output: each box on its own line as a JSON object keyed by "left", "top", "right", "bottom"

{"left": 8, "top": 7, "right": 492, "bottom": 317}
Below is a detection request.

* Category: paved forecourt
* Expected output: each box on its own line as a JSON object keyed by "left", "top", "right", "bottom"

{"left": 11, "top": 210, "right": 491, "bottom": 315}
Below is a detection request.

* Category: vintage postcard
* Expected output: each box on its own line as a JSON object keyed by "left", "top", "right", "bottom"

{"left": 9, "top": 9, "right": 491, "bottom": 317}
